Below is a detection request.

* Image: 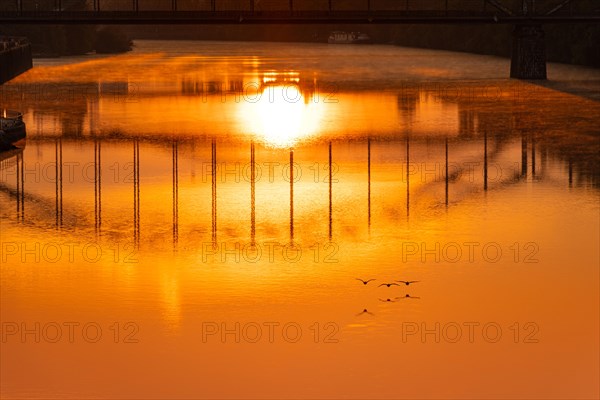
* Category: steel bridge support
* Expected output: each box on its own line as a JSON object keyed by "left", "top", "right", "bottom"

{"left": 510, "top": 23, "right": 547, "bottom": 80}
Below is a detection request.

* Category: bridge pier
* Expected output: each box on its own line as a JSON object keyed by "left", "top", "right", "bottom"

{"left": 510, "top": 24, "right": 547, "bottom": 80}
{"left": 0, "top": 38, "right": 33, "bottom": 84}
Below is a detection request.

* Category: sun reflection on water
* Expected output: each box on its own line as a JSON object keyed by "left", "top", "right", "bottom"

{"left": 238, "top": 79, "right": 326, "bottom": 148}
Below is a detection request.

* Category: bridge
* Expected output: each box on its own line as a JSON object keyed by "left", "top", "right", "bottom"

{"left": 1, "top": 1, "right": 598, "bottom": 24}
{"left": 0, "top": 1, "right": 598, "bottom": 79}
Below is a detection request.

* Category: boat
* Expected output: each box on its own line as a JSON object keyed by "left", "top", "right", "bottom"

{"left": 328, "top": 31, "right": 372, "bottom": 45}
{"left": 0, "top": 110, "right": 26, "bottom": 151}
{"left": 260, "top": 71, "right": 301, "bottom": 89}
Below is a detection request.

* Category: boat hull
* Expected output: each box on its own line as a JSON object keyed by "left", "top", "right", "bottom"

{"left": 0, "top": 112, "right": 27, "bottom": 151}
{"left": 328, "top": 31, "right": 373, "bottom": 45}
{"left": 327, "top": 38, "right": 373, "bottom": 44}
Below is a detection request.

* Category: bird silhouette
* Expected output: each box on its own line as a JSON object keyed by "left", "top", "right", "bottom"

{"left": 356, "top": 308, "right": 375, "bottom": 316}
{"left": 379, "top": 298, "right": 397, "bottom": 302}
{"left": 398, "top": 294, "right": 420, "bottom": 300}
{"left": 356, "top": 278, "right": 376, "bottom": 285}
{"left": 396, "top": 280, "right": 420, "bottom": 286}
{"left": 378, "top": 283, "right": 400, "bottom": 287}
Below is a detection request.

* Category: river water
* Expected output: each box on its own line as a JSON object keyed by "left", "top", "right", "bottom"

{"left": 1, "top": 40, "right": 599, "bottom": 399}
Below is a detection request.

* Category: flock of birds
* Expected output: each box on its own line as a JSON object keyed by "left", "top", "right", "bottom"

{"left": 356, "top": 279, "right": 419, "bottom": 287}
{"left": 355, "top": 278, "right": 421, "bottom": 316}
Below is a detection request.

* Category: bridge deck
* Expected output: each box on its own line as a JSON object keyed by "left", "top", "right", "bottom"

{"left": 1, "top": 0, "right": 599, "bottom": 25}
{"left": 1, "top": 10, "right": 598, "bottom": 24}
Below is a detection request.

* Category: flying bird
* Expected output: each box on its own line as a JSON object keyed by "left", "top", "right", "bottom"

{"left": 398, "top": 294, "right": 420, "bottom": 300}
{"left": 379, "top": 298, "right": 397, "bottom": 302}
{"left": 396, "top": 280, "right": 420, "bottom": 286}
{"left": 356, "top": 278, "right": 376, "bottom": 285}
{"left": 356, "top": 308, "right": 374, "bottom": 316}
{"left": 378, "top": 283, "right": 400, "bottom": 287}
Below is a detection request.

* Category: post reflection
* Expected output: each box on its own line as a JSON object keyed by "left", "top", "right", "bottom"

{"left": 211, "top": 139, "right": 217, "bottom": 245}
{"left": 532, "top": 133, "right": 536, "bottom": 178}
{"left": 172, "top": 140, "right": 179, "bottom": 250}
{"left": 94, "top": 138, "right": 102, "bottom": 236}
{"left": 16, "top": 151, "right": 24, "bottom": 222}
{"left": 0, "top": 84, "right": 597, "bottom": 247}
{"left": 250, "top": 141, "right": 256, "bottom": 246}
{"left": 569, "top": 158, "right": 573, "bottom": 188}
{"left": 367, "top": 138, "right": 371, "bottom": 227}
{"left": 55, "top": 138, "right": 62, "bottom": 228}
{"left": 1, "top": 131, "right": 596, "bottom": 245}
{"left": 405, "top": 134, "right": 410, "bottom": 220}
{"left": 445, "top": 136, "right": 449, "bottom": 207}
{"left": 289, "top": 148, "right": 294, "bottom": 242}
{"left": 133, "top": 139, "right": 141, "bottom": 248}
{"left": 521, "top": 132, "right": 528, "bottom": 178}
{"left": 484, "top": 131, "right": 488, "bottom": 192}
{"left": 328, "top": 141, "right": 332, "bottom": 241}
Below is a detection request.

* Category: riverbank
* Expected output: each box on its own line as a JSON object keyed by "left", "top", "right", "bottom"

{"left": 2, "top": 22, "right": 598, "bottom": 68}
{"left": 0, "top": 26, "right": 132, "bottom": 58}
{"left": 120, "top": 23, "right": 600, "bottom": 69}
{"left": 390, "top": 23, "right": 600, "bottom": 68}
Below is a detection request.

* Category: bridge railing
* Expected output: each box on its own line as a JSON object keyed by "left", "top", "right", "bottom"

{"left": 0, "top": 9, "right": 503, "bottom": 17}
{"left": 0, "top": 1, "right": 496, "bottom": 13}
{"left": 0, "top": 0, "right": 559, "bottom": 13}
{"left": 0, "top": 0, "right": 597, "bottom": 18}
